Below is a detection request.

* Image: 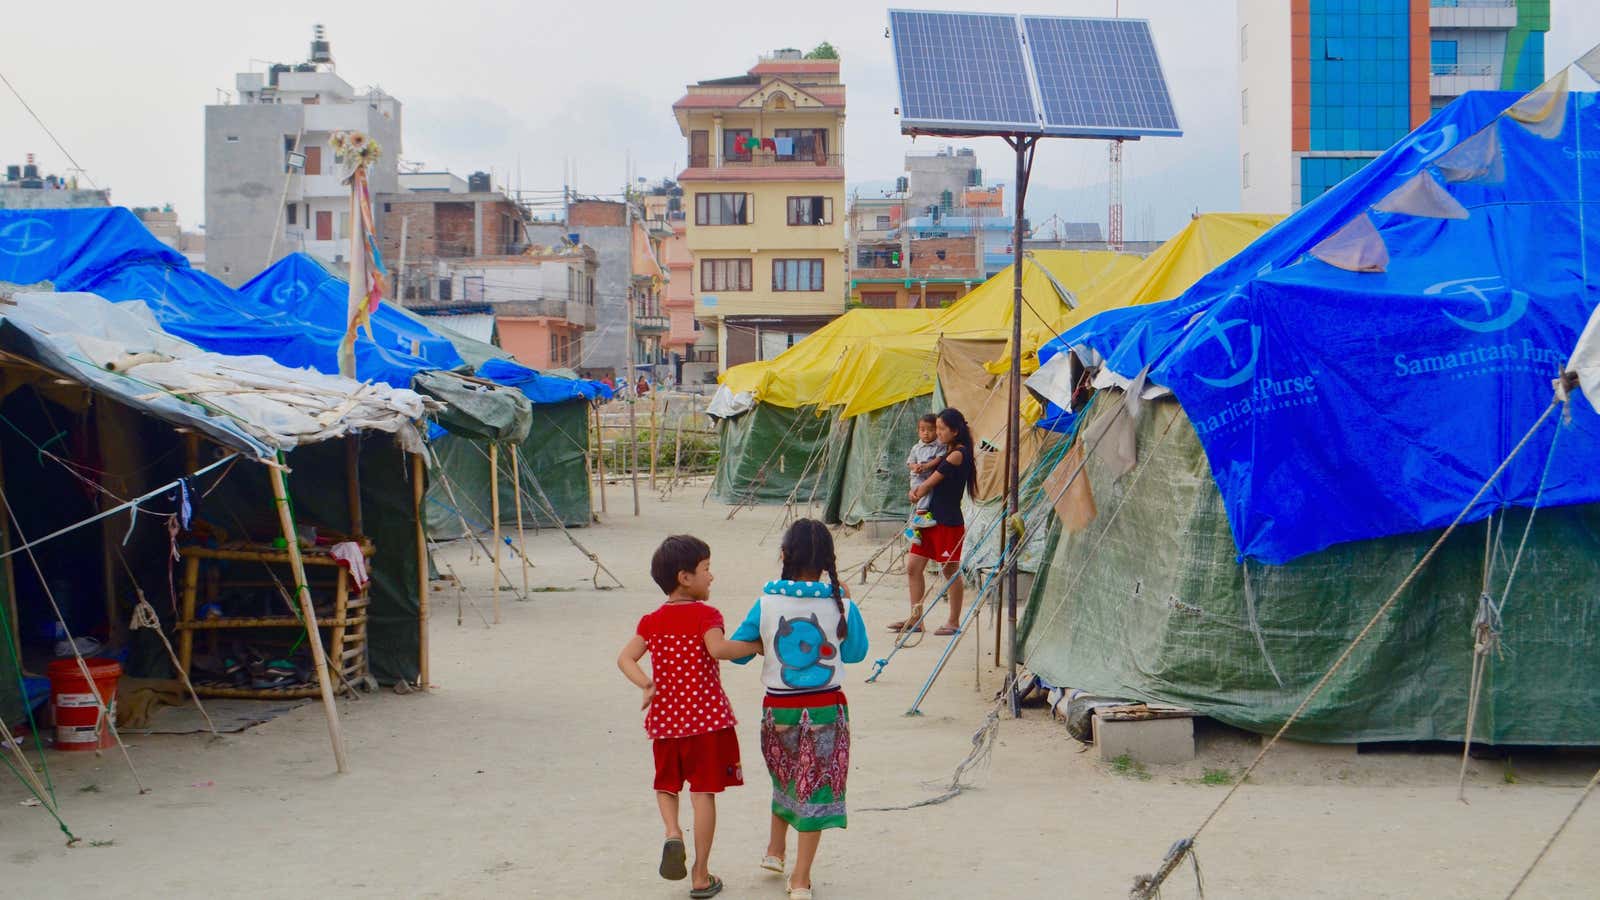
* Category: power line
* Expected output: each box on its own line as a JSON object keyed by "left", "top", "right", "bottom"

{"left": 0, "top": 69, "right": 96, "bottom": 188}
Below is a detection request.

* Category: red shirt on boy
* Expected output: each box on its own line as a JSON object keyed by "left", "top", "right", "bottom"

{"left": 635, "top": 601, "right": 738, "bottom": 739}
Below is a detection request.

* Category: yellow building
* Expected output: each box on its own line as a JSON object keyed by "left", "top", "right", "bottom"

{"left": 673, "top": 51, "right": 847, "bottom": 370}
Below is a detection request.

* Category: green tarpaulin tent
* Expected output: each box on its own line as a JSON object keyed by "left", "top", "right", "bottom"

{"left": 1020, "top": 397, "right": 1600, "bottom": 745}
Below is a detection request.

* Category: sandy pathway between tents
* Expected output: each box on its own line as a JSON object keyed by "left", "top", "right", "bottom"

{"left": 2, "top": 481, "right": 1596, "bottom": 898}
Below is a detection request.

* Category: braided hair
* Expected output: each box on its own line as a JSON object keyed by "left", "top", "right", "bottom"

{"left": 779, "top": 517, "right": 847, "bottom": 640}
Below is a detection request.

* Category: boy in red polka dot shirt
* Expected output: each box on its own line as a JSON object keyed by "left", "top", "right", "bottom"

{"left": 618, "top": 535, "right": 759, "bottom": 899}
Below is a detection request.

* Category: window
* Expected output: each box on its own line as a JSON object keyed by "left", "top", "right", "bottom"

{"left": 304, "top": 145, "right": 322, "bottom": 176}
{"left": 1431, "top": 39, "right": 1458, "bottom": 75}
{"left": 1241, "top": 152, "right": 1250, "bottom": 190}
{"left": 463, "top": 276, "right": 485, "bottom": 302}
{"left": 694, "top": 193, "right": 751, "bottom": 226}
{"left": 693, "top": 318, "right": 703, "bottom": 332}
{"left": 773, "top": 259, "right": 824, "bottom": 292}
{"left": 689, "top": 130, "right": 710, "bottom": 167}
{"left": 786, "top": 196, "right": 833, "bottom": 226}
{"left": 337, "top": 212, "right": 350, "bottom": 240}
{"left": 1241, "top": 88, "right": 1248, "bottom": 125}
{"left": 437, "top": 277, "right": 453, "bottom": 302}
{"left": 700, "top": 258, "right": 752, "bottom": 292}
{"left": 225, "top": 135, "right": 240, "bottom": 143}
{"left": 860, "top": 292, "right": 897, "bottom": 309}
{"left": 875, "top": 214, "right": 892, "bottom": 229}
{"left": 286, "top": 203, "right": 297, "bottom": 226}
{"left": 315, "top": 210, "right": 333, "bottom": 241}
{"left": 723, "top": 128, "right": 752, "bottom": 162}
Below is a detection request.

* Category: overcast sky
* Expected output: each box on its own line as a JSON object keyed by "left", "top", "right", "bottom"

{"left": 2, "top": 0, "right": 1595, "bottom": 242}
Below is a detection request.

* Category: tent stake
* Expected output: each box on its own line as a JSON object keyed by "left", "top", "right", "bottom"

{"left": 490, "top": 442, "right": 502, "bottom": 624}
{"left": 412, "top": 452, "right": 429, "bottom": 689}
{"left": 270, "top": 462, "right": 349, "bottom": 774}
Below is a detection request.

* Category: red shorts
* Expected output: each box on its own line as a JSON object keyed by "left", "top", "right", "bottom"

{"left": 653, "top": 727, "right": 743, "bottom": 793}
{"left": 909, "top": 523, "right": 964, "bottom": 563}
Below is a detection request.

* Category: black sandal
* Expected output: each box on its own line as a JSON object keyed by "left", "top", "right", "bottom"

{"left": 659, "top": 837, "right": 687, "bottom": 881}
{"left": 690, "top": 875, "right": 724, "bottom": 898}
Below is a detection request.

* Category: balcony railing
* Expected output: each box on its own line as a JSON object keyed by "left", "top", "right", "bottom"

{"left": 1431, "top": 1, "right": 1512, "bottom": 7}
{"left": 1431, "top": 63, "right": 1496, "bottom": 76}
{"left": 634, "top": 314, "right": 670, "bottom": 333}
{"left": 686, "top": 153, "right": 844, "bottom": 170}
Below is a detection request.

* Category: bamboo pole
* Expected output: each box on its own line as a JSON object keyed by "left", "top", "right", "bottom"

{"left": 270, "top": 462, "right": 348, "bottom": 774}
{"left": 345, "top": 437, "right": 364, "bottom": 537}
{"left": 649, "top": 397, "right": 661, "bottom": 490}
{"left": 489, "top": 442, "right": 502, "bottom": 624}
{"left": 0, "top": 450, "right": 18, "bottom": 662}
{"left": 412, "top": 452, "right": 429, "bottom": 690}
{"left": 670, "top": 415, "right": 684, "bottom": 492}
{"left": 593, "top": 405, "right": 608, "bottom": 514}
{"left": 511, "top": 444, "right": 530, "bottom": 597}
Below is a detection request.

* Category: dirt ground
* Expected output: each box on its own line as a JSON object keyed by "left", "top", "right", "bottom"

{"left": 3, "top": 480, "right": 1596, "bottom": 898}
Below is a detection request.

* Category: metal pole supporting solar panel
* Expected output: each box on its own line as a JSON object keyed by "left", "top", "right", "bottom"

{"left": 1004, "top": 137, "right": 1033, "bottom": 718}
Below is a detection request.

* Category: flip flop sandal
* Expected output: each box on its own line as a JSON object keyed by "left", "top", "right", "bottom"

{"left": 934, "top": 625, "right": 960, "bottom": 636}
{"left": 689, "top": 875, "right": 724, "bottom": 898}
{"left": 760, "top": 855, "right": 786, "bottom": 874}
{"left": 659, "top": 838, "right": 688, "bottom": 881}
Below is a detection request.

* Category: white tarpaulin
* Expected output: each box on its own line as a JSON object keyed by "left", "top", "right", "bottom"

{"left": 3, "top": 292, "right": 434, "bottom": 456}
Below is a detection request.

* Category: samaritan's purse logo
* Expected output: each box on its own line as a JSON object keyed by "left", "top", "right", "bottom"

{"left": 1426, "top": 276, "right": 1530, "bottom": 333}
{"left": 0, "top": 217, "right": 55, "bottom": 257}
{"left": 1192, "top": 316, "right": 1261, "bottom": 389}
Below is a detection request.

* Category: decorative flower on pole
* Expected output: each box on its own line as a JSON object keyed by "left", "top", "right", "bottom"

{"left": 330, "top": 130, "right": 389, "bottom": 379}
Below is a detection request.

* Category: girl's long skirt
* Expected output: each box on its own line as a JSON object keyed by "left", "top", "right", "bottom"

{"left": 760, "top": 690, "right": 850, "bottom": 832}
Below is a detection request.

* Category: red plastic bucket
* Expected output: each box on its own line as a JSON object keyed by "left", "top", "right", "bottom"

{"left": 46, "top": 659, "right": 121, "bottom": 751}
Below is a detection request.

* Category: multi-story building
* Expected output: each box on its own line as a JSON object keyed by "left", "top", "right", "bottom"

{"left": 641, "top": 188, "right": 709, "bottom": 385}
{"left": 1238, "top": 0, "right": 1549, "bottom": 212}
{"left": 375, "top": 173, "right": 595, "bottom": 372}
{"left": 847, "top": 148, "right": 1002, "bottom": 309}
{"left": 1, "top": 155, "right": 109, "bottom": 209}
{"left": 205, "top": 27, "right": 401, "bottom": 286}
{"left": 673, "top": 50, "right": 847, "bottom": 370}
{"left": 629, "top": 196, "right": 672, "bottom": 378}
{"left": 525, "top": 199, "right": 633, "bottom": 378}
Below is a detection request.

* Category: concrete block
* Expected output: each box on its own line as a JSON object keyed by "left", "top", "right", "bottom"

{"left": 1093, "top": 714, "right": 1195, "bottom": 766}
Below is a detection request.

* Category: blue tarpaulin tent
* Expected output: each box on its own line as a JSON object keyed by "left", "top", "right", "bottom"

{"left": 1037, "top": 90, "right": 1600, "bottom": 564}
{"left": 0, "top": 209, "right": 453, "bottom": 387}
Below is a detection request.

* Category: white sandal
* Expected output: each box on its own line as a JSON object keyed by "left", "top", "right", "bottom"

{"left": 760, "top": 855, "right": 785, "bottom": 874}
{"left": 787, "top": 885, "right": 813, "bottom": 900}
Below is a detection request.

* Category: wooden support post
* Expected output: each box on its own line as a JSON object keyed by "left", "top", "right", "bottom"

{"left": 0, "top": 450, "right": 19, "bottom": 665}
{"left": 178, "top": 433, "right": 201, "bottom": 677}
{"left": 269, "top": 463, "right": 349, "bottom": 774}
{"left": 489, "top": 442, "right": 502, "bottom": 624}
{"left": 345, "top": 436, "right": 364, "bottom": 537}
{"left": 412, "top": 452, "right": 429, "bottom": 689}
{"left": 511, "top": 444, "right": 530, "bottom": 597}
{"left": 671, "top": 415, "right": 684, "bottom": 492}
{"left": 593, "top": 405, "right": 608, "bottom": 514}
{"left": 649, "top": 397, "right": 661, "bottom": 491}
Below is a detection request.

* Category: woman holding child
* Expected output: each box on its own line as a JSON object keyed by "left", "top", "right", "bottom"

{"left": 890, "top": 407, "right": 976, "bottom": 637}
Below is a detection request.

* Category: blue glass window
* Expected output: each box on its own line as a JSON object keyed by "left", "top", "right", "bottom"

{"left": 1431, "top": 39, "right": 1457, "bottom": 75}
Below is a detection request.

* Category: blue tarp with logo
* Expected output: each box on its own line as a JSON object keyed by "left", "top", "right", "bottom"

{"left": 237, "top": 253, "right": 463, "bottom": 377}
{"left": 1040, "top": 91, "right": 1600, "bottom": 564}
{"left": 0, "top": 208, "right": 457, "bottom": 387}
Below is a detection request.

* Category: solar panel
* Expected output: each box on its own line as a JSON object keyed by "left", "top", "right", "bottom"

{"left": 1022, "top": 16, "right": 1181, "bottom": 137}
{"left": 887, "top": 9, "right": 1182, "bottom": 140}
{"left": 890, "top": 10, "right": 1038, "bottom": 133}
